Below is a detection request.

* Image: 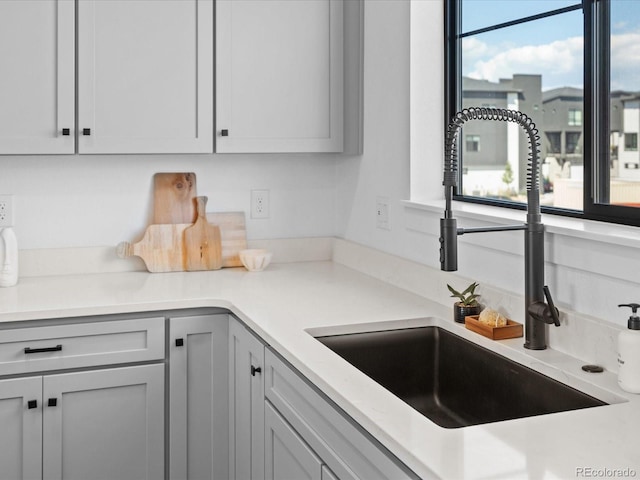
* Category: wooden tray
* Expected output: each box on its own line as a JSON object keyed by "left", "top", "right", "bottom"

{"left": 464, "top": 315, "right": 523, "bottom": 340}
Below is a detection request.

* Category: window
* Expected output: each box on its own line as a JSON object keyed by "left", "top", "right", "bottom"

{"left": 446, "top": 0, "right": 640, "bottom": 226}
{"left": 568, "top": 109, "right": 582, "bottom": 126}
{"left": 625, "top": 133, "right": 638, "bottom": 151}
{"left": 566, "top": 132, "right": 581, "bottom": 154}
{"left": 466, "top": 135, "right": 480, "bottom": 152}
{"left": 546, "top": 132, "right": 562, "bottom": 154}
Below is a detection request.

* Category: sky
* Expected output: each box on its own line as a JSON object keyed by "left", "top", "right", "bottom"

{"left": 461, "top": 0, "right": 640, "bottom": 92}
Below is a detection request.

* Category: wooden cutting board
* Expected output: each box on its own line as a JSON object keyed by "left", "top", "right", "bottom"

{"left": 206, "top": 212, "right": 247, "bottom": 267}
{"left": 153, "top": 172, "right": 197, "bottom": 224}
{"left": 184, "top": 197, "right": 222, "bottom": 271}
{"left": 116, "top": 224, "right": 190, "bottom": 273}
{"left": 117, "top": 211, "right": 247, "bottom": 272}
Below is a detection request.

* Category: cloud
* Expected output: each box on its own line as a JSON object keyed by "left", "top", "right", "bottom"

{"left": 610, "top": 32, "right": 640, "bottom": 90}
{"left": 463, "top": 36, "right": 583, "bottom": 84}
{"left": 463, "top": 30, "right": 640, "bottom": 91}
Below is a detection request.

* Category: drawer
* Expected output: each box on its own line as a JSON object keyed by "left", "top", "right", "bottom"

{"left": 0, "top": 317, "right": 165, "bottom": 376}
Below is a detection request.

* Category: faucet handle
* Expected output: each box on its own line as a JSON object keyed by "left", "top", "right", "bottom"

{"left": 543, "top": 285, "right": 561, "bottom": 327}
{"left": 528, "top": 286, "right": 561, "bottom": 327}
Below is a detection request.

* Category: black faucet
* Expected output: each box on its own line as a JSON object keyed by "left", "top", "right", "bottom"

{"left": 439, "top": 107, "right": 560, "bottom": 350}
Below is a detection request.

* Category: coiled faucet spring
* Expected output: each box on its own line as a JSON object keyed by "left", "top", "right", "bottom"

{"left": 444, "top": 107, "right": 541, "bottom": 194}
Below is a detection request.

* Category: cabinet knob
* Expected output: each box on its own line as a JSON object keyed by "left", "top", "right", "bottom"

{"left": 220, "top": 129, "right": 229, "bottom": 137}
{"left": 48, "top": 398, "right": 57, "bottom": 407}
{"left": 251, "top": 365, "right": 262, "bottom": 376}
{"left": 175, "top": 338, "right": 184, "bottom": 347}
{"left": 27, "top": 400, "right": 38, "bottom": 409}
{"left": 62, "top": 128, "right": 70, "bottom": 136}
{"left": 83, "top": 128, "right": 91, "bottom": 136}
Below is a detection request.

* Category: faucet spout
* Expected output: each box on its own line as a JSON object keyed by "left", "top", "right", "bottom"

{"left": 439, "top": 107, "right": 560, "bottom": 350}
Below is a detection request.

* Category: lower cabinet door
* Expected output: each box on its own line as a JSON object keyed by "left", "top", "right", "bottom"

{"left": 42, "top": 364, "right": 164, "bottom": 480}
{"left": 229, "top": 317, "right": 265, "bottom": 480}
{"left": 265, "top": 401, "right": 322, "bottom": 480}
{"left": 0, "top": 377, "right": 43, "bottom": 480}
{"left": 169, "top": 314, "right": 229, "bottom": 480}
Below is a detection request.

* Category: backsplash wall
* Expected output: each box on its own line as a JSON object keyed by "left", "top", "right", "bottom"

{"left": 0, "top": 153, "right": 338, "bottom": 249}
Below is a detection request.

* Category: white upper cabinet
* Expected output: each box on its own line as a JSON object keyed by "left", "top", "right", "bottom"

{"left": 0, "top": 0, "right": 213, "bottom": 155}
{"left": 0, "top": 0, "right": 75, "bottom": 154}
{"left": 77, "top": 0, "right": 213, "bottom": 154}
{"left": 216, "top": 0, "right": 344, "bottom": 153}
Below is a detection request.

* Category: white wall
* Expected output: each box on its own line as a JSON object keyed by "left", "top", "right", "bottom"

{"left": 0, "top": 153, "right": 337, "bottom": 249}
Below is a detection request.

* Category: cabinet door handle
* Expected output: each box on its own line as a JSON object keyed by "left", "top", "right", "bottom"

{"left": 83, "top": 128, "right": 91, "bottom": 136}
{"left": 24, "top": 345, "right": 62, "bottom": 354}
{"left": 27, "top": 400, "right": 38, "bottom": 409}
{"left": 251, "top": 365, "right": 262, "bottom": 376}
{"left": 62, "top": 128, "right": 70, "bottom": 136}
{"left": 220, "top": 129, "right": 229, "bottom": 137}
{"left": 175, "top": 338, "right": 184, "bottom": 347}
{"left": 48, "top": 398, "right": 57, "bottom": 407}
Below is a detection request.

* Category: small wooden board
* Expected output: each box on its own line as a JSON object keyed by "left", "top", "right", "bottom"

{"left": 184, "top": 197, "right": 222, "bottom": 271}
{"left": 206, "top": 212, "right": 247, "bottom": 267}
{"left": 465, "top": 315, "right": 523, "bottom": 340}
{"left": 153, "top": 172, "right": 197, "bottom": 224}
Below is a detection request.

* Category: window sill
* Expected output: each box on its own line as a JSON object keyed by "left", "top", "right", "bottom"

{"left": 402, "top": 199, "right": 640, "bottom": 249}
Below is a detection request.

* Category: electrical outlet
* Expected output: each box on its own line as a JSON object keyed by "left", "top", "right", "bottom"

{"left": 251, "top": 190, "right": 270, "bottom": 219}
{"left": 376, "top": 197, "right": 390, "bottom": 230}
{"left": 0, "top": 195, "right": 14, "bottom": 227}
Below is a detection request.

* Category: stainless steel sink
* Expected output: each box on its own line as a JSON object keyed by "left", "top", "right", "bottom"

{"left": 316, "top": 326, "right": 607, "bottom": 428}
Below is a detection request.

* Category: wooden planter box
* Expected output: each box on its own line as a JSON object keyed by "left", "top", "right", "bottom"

{"left": 464, "top": 315, "right": 523, "bottom": 340}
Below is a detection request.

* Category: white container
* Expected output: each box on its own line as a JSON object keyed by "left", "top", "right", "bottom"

{"left": 618, "top": 303, "right": 640, "bottom": 394}
{"left": 0, "top": 227, "right": 18, "bottom": 287}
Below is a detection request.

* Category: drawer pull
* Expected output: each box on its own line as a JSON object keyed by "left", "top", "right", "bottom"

{"left": 251, "top": 365, "right": 262, "bottom": 376}
{"left": 175, "top": 338, "right": 184, "bottom": 347}
{"left": 24, "top": 345, "right": 63, "bottom": 354}
{"left": 27, "top": 400, "right": 38, "bottom": 409}
{"left": 48, "top": 398, "right": 57, "bottom": 407}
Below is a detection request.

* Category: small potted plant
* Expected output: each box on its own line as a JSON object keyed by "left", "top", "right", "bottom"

{"left": 447, "top": 282, "right": 482, "bottom": 323}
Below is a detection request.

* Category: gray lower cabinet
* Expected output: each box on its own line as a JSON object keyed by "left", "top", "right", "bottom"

{"left": 0, "top": 316, "right": 166, "bottom": 480}
{"left": 229, "top": 316, "right": 265, "bottom": 480}
{"left": 0, "top": 377, "right": 42, "bottom": 480}
{"left": 0, "top": 364, "right": 164, "bottom": 480}
{"left": 169, "top": 314, "right": 229, "bottom": 480}
{"left": 264, "top": 400, "right": 323, "bottom": 480}
{"left": 42, "top": 365, "right": 165, "bottom": 480}
{"left": 264, "top": 348, "right": 419, "bottom": 480}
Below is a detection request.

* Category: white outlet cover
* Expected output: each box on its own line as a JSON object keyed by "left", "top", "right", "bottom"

{"left": 0, "top": 194, "right": 14, "bottom": 227}
{"left": 376, "top": 196, "right": 390, "bottom": 230}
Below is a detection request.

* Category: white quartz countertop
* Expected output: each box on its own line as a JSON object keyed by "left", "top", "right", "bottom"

{"left": 1, "top": 261, "right": 638, "bottom": 479}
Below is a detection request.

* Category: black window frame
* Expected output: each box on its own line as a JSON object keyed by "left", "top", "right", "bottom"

{"left": 444, "top": 0, "right": 640, "bottom": 227}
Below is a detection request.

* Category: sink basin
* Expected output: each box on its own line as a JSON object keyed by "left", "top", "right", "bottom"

{"left": 316, "top": 326, "right": 607, "bottom": 428}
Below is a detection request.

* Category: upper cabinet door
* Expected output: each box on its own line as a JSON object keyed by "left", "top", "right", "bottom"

{"left": 0, "top": 0, "right": 75, "bottom": 155}
{"left": 77, "top": 0, "right": 213, "bottom": 154}
{"left": 216, "top": 0, "right": 344, "bottom": 153}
